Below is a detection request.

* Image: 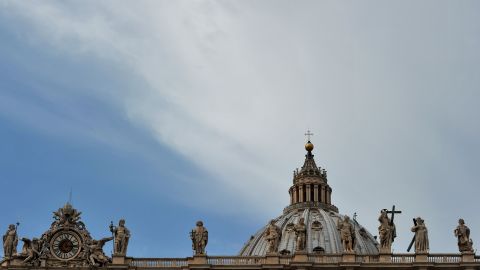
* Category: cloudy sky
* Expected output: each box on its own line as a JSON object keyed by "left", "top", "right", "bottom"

{"left": 1, "top": 0, "right": 479, "bottom": 257}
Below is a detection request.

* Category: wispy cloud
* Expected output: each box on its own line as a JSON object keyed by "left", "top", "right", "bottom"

{"left": 1, "top": 0, "right": 480, "bottom": 252}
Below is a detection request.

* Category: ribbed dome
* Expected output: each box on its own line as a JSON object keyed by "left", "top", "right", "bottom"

{"left": 239, "top": 208, "right": 378, "bottom": 255}
{"left": 239, "top": 138, "right": 379, "bottom": 256}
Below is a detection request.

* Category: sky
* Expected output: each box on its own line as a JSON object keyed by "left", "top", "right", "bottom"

{"left": 1, "top": 0, "right": 480, "bottom": 257}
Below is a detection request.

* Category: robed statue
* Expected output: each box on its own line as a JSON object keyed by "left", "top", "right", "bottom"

{"left": 293, "top": 218, "right": 307, "bottom": 252}
{"left": 337, "top": 216, "right": 355, "bottom": 253}
{"left": 110, "top": 219, "right": 131, "bottom": 256}
{"left": 411, "top": 217, "right": 429, "bottom": 253}
{"left": 378, "top": 209, "right": 396, "bottom": 252}
{"left": 190, "top": 221, "right": 208, "bottom": 255}
{"left": 454, "top": 218, "right": 473, "bottom": 253}
{"left": 264, "top": 220, "right": 282, "bottom": 254}
{"left": 3, "top": 224, "right": 18, "bottom": 259}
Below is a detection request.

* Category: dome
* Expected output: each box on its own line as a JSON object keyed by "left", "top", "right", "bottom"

{"left": 239, "top": 208, "right": 378, "bottom": 255}
{"left": 239, "top": 138, "right": 379, "bottom": 255}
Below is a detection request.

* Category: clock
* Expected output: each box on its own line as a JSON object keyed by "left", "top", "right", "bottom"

{"left": 50, "top": 230, "right": 82, "bottom": 260}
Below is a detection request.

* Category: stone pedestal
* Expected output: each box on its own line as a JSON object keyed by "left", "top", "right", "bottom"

{"left": 415, "top": 252, "right": 428, "bottom": 263}
{"left": 462, "top": 251, "right": 475, "bottom": 263}
{"left": 379, "top": 252, "right": 392, "bottom": 263}
{"left": 112, "top": 255, "right": 126, "bottom": 265}
{"left": 342, "top": 252, "right": 356, "bottom": 263}
{"left": 293, "top": 251, "right": 308, "bottom": 262}
{"left": 265, "top": 254, "right": 280, "bottom": 264}
{"left": 188, "top": 255, "right": 208, "bottom": 265}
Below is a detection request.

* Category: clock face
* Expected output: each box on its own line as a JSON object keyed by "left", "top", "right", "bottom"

{"left": 50, "top": 230, "right": 82, "bottom": 260}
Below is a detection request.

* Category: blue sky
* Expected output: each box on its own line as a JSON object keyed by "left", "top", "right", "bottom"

{"left": 1, "top": 1, "right": 480, "bottom": 257}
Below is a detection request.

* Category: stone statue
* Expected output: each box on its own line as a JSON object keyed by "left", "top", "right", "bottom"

{"left": 19, "top": 238, "right": 41, "bottom": 265}
{"left": 337, "top": 216, "right": 355, "bottom": 253}
{"left": 190, "top": 221, "right": 208, "bottom": 255}
{"left": 293, "top": 218, "right": 307, "bottom": 252}
{"left": 454, "top": 218, "right": 473, "bottom": 253}
{"left": 378, "top": 209, "right": 396, "bottom": 252}
{"left": 110, "top": 219, "right": 130, "bottom": 256}
{"left": 411, "top": 217, "right": 429, "bottom": 253}
{"left": 3, "top": 224, "right": 18, "bottom": 259}
{"left": 264, "top": 220, "right": 282, "bottom": 254}
{"left": 87, "top": 237, "right": 114, "bottom": 266}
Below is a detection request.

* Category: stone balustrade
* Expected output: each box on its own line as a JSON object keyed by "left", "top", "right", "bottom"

{"left": 125, "top": 253, "right": 477, "bottom": 268}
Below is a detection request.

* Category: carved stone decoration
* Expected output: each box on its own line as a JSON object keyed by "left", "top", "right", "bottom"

{"left": 17, "top": 238, "right": 41, "bottom": 266}
{"left": 52, "top": 203, "right": 83, "bottom": 228}
{"left": 190, "top": 221, "right": 208, "bottom": 255}
{"left": 87, "top": 237, "right": 114, "bottom": 267}
{"left": 110, "top": 219, "right": 130, "bottom": 256}
{"left": 311, "top": 221, "right": 323, "bottom": 231}
{"left": 2, "top": 224, "right": 18, "bottom": 259}
{"left": 337, "top": 216, "right": 355, "bottom": 253}
{"left": 454, "top": 219, "right": 473, "bottom": 253}
{"left": 411, "top": 217, "right": 429, "bottom": 253}
{"left": 293, "top": 218, "right": 307, "bottom": 252}
{"left": 378, "top": 209, "right": 395, "bottom": 252}
{"left": 264, "top": 220, "right": 282, "bottom": 254}
{"left": 30, "top": 202, "right": 110, "bottom": 268}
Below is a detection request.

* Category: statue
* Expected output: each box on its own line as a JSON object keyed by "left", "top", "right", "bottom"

{"left": 190, "top": 221, "right": 208, "bottom": 255}
{"left": 110, "top": 219, "right": 131, "bottom": 256}
{"left": 378, "top": 209, "right": 396, "bottom": 251}
{"left": 264, "top": 220, "right": 282, "bottom": 254}
{"left": 293, "top": 218, "right": 307, "bottom": 252}
{"left": 337, "top": 216, "right": 355, "bottom": 253}
{"left": 411, "top": 217, "right": 429, "bottom": 253}
{"left": 3, "top": 224, "right": 18, "bottom": 259}
{"left": 87, "top": 237, "right": 114, "bottom": 267}
{"left": 454, "top": 218, "right": 473, "bottom": 253}
{"left": 19, "top": 238, "right": 41, "bottom": 265}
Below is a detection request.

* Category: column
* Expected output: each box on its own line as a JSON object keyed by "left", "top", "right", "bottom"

{"left": 313, "top": 185, "right": 318, "bottom": 202}
{"left": 299, "top": 185, "right": 304, "bottom": 202}
{"left": 293, "top": 186, "right": 297, "bottom": 203}
{"left": 321, "top": 185, "right": 325, "bottom": 203}
{"left": 289, "top": 189, "right": 293, "bottom": 204}
{"left": 306, "top": 185, "right": 311, "bottom": 202}
{"left": 327, "top": 188, "right": 331, "bottom": 204}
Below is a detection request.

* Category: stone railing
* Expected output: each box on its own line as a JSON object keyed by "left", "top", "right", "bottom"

{"left": 427, "top": 254, "right": 462, "bottom": 263}
{"left": 128, "top": 253, "right": 476, "bottom": 268}
{"left": 130, "top": 258, "right": 188, "bottom": 268}
{"left": 207, "top": 256, "right": 265, "bottom": 265}
{"left": 391, "top": 254, "right": 416, "bottom": 263}
{"left": 308, "top": 254, "right": 342, "bottom": 263}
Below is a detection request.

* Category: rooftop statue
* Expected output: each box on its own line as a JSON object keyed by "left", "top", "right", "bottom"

{"left": 337, "top": 216, "right": 355, "bottom": 253}
{"left": 110, "top": 219, "right": 131, "bottom": 256}
{"left": 294, "top": 218, "right": 307, "bottom": 252}
{"left": 264, "top": 220, "right": 282, "bottom": 254}
{"left": 190, "top": 221, "right": 208, "bottom": 255}
{"left": 2, "top": 224, "right": 18, "bottom": 259}
{"left": 454, "top": 219, "right": 473, "bottom": 253}
{"left": 378, "top": 206, "right": 399, "bottom": 253}
{"left": 411, "top": 217, "right": 429, "bottom": 253}
{"left": 87, "top": 237, "right": 114, "bottom": 267}
{"left": 18, "top": 237, "right": 41, "bottom": 266}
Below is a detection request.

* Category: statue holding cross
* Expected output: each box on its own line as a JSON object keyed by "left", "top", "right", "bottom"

{"left": 378, "top": 205, "right": 401, "bottom": 253}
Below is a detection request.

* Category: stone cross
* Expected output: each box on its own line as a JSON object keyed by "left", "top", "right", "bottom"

{"left": 304, "top": 130, "right": 314, "bottom": 141}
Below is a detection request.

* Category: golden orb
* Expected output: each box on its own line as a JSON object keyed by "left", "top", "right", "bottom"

{"left": 305, "top": 141, "right": 314, "bottom": 152}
